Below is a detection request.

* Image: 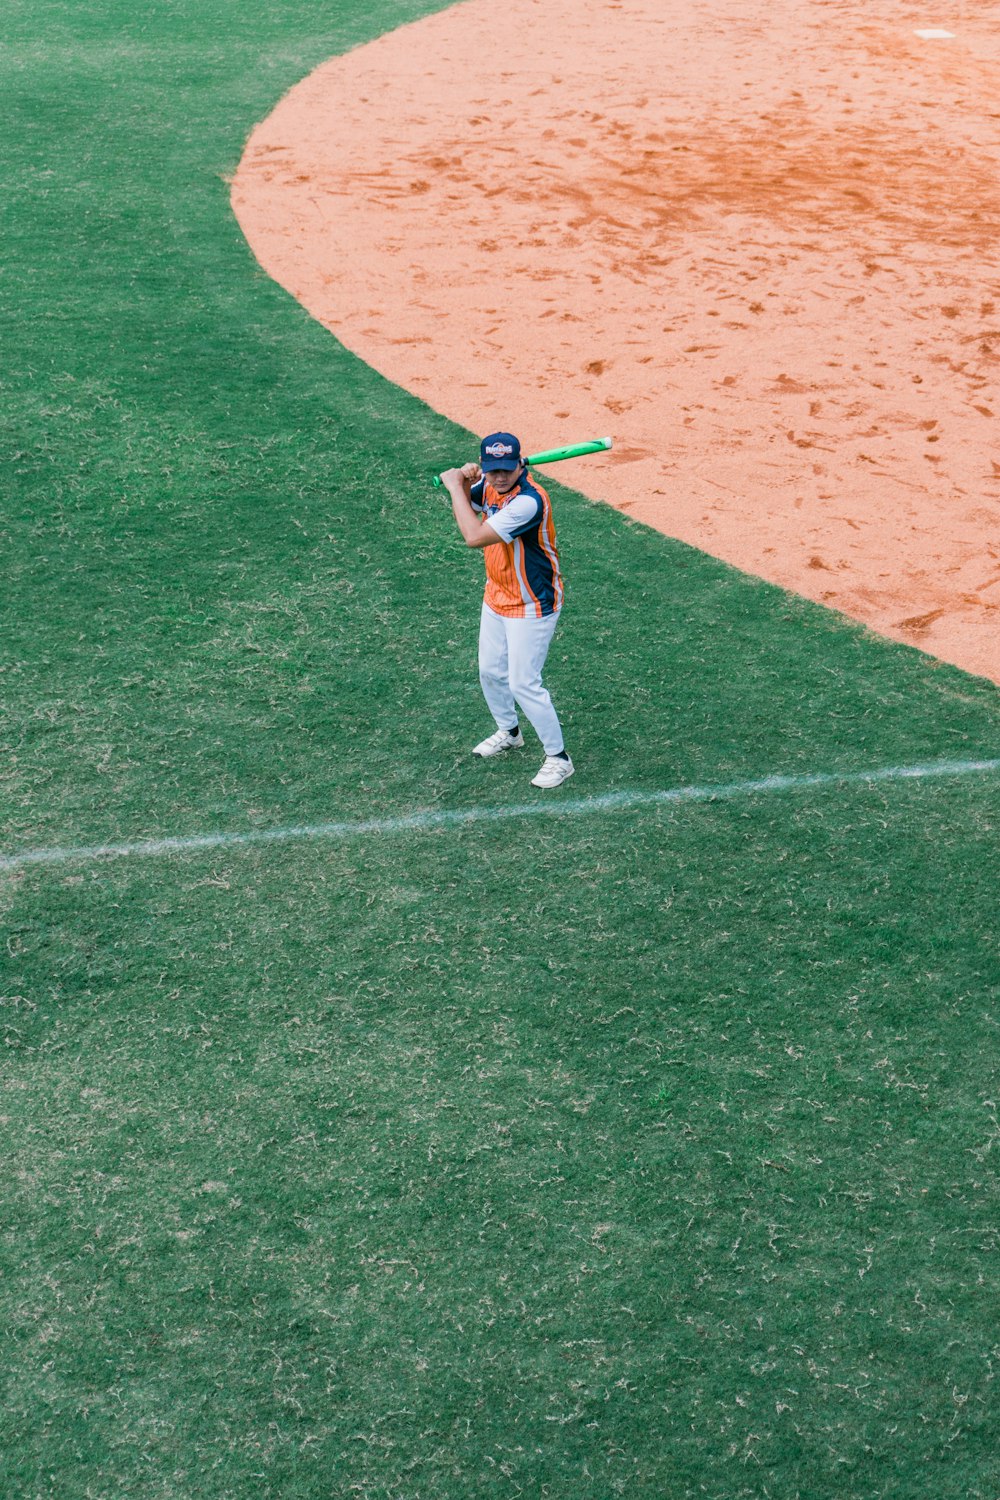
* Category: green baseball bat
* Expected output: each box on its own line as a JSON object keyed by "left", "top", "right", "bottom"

{"left": 432, "top": 435, "right": 612, "bottom": 488}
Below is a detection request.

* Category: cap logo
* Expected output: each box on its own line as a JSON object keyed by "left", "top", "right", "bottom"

{"left": 484, "top": 441, "right": 514, "bottom": 458}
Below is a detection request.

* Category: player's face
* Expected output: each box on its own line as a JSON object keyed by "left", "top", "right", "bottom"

{"left": 485, "top": 464, "right": 523, "bottom": 494}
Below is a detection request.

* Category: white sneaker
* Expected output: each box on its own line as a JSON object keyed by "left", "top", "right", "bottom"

{"left": 531, "top": 754, "right": 575, "bottom": 788}
{"left": 472, "top": 727, "right": 525, "bottom": 758}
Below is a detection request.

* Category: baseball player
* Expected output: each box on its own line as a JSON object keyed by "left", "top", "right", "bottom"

{"left": 439, "top": 431, "right": 573, "bottom": 789}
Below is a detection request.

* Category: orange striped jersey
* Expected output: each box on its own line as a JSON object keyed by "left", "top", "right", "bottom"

{"left": 470, "top": 470, "right": 564, "bottom": 619}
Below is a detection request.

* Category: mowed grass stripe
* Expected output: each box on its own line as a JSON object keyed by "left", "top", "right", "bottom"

{"left": 2, "top": 756, "right": 997, "bottom": 871}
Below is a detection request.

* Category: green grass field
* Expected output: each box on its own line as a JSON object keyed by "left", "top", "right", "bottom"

{"left": 2, "top": 1, "right": 999, "bottom": 1496}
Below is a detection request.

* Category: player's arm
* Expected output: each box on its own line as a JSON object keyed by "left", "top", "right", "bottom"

{"left": 439, "top": 466, "right": 506, "bottom": 549}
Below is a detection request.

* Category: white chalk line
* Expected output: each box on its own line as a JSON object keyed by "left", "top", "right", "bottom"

{"left": 1, "top": 757, "right": 997, "bottom": 875}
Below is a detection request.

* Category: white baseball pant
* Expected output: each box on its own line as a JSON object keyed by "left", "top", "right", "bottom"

{"left": 478, "top": 603, "right": 565, "bottom": 756}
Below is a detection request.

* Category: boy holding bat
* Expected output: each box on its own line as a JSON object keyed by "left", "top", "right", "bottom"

{"left": 439, "top": 431, "right": 574, "bottom": 789}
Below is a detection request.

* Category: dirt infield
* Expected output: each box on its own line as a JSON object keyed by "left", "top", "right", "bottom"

{"left": 232, "top": 0, "right": 1000, "bottom": 684}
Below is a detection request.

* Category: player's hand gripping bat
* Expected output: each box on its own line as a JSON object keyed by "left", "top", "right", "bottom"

{"left": 431, "top": 436, "right": 612, "bottom": 488}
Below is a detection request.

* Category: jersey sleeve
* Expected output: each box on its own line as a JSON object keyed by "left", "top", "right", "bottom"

{"left": 470, "top": 478, "right": 486, "bottom": 514}
{"left": 484, "top": 492, "right": 542, "bottom": 543}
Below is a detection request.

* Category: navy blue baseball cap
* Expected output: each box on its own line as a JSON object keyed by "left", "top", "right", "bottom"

{"left": 480, "top": 432, "right": 522, "bottom": 472}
